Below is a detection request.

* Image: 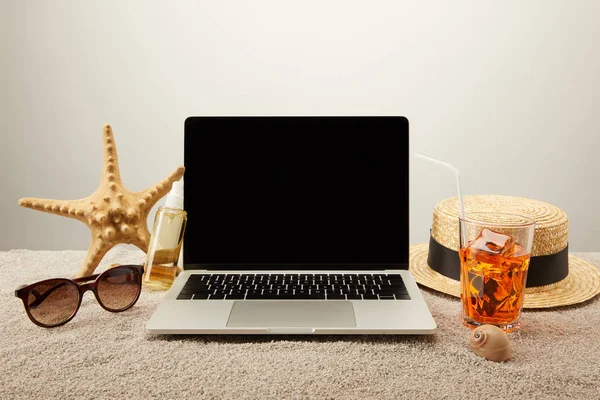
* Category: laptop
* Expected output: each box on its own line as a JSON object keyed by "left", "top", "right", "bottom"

{"left": 145, "top": 116, "right": 437, "bottom": 335}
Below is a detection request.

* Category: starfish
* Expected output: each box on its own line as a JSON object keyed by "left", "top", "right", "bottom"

{"left": 18, "top": 124, "right": 185, "bottom": 277}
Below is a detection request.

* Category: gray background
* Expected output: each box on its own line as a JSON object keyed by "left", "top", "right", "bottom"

{"left": 2, "top": 1, "right": 599, "bottom": 251}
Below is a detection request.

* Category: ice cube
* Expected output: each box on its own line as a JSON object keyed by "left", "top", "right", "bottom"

{"left": 468, "top": 228, "right": 515, "bottom": 257}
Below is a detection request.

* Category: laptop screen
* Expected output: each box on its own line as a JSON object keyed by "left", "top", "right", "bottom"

{"left": 183, "top": 116, "right": 409, "bottom": 268}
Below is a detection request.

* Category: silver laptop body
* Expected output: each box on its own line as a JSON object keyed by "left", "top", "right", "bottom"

{"left": 146, "top": 116, "right": 437, "bottom": 335}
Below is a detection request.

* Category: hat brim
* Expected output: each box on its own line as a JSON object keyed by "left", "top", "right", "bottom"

{"left": 409, "top": 243, "right": 600, "bottom": 309}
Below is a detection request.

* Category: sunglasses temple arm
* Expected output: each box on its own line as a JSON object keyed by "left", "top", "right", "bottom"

{"left": 14, "top": 284, "right": 27, "bottom": 298}
{"left": 28, "top": 282, "right": 69, "bottom": 309}
{"left": 27, "top": 274, "right": 101, "bottom": 308}
{"left": 19, "top": 268, "right": 137, "bottom": 305}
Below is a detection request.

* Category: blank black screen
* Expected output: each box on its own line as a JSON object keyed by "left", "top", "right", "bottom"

{"left": 183, "top": 116, "right": 409, "bottom": 268}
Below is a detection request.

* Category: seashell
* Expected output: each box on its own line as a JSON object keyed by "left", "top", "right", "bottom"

{"left": 469, "top": 325, "right": 511, "bottom": 362}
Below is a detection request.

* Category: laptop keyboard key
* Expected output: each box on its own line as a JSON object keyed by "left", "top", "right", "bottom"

{"left": 256, "top": 284, "right": 270, "bottom": 290}
{"left": 210, "top": 284, "right": 225, "bottom": 290}
{"left": 386, "top": 274, "right": 401, "bottom": 279}
{"left": 381, "top": 287, "right": 409, "bottom": 295}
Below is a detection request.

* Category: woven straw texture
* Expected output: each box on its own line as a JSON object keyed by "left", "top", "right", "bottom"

{"left": 409, "top": 243, "right": 600, "bottom": 308}
{"left": 431, "top": 195, "right": 569, "bottom": 256}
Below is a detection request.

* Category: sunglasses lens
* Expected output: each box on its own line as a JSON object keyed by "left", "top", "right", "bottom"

{"left": 97, "top": 267, "right": 141, "bottom": 311}
{"left": 27, "top": 279, "right": 80, "bottom": 326}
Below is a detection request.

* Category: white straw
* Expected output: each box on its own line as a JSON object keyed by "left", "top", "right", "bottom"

{"left": 414, "top": 153, "right": 465, "bottom": 219}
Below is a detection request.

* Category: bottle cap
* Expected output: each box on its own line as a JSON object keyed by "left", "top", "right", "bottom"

{"left": 164, "top": 180, "right": 184, "bottom": 209}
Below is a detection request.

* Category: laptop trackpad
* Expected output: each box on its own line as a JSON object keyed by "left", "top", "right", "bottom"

{"left": 226, "top": 301, "right": 356, "bottom": 328}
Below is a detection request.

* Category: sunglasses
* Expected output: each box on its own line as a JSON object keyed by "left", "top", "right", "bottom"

{"left": 15, "top": 265, "right": 144, "bottom": 328}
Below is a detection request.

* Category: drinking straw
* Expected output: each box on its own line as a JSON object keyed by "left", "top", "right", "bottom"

{"left": 414, "top": 153, "right": 465, "bottom": 219}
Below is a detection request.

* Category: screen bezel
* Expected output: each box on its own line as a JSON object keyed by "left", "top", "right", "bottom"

{"left": 182, "top": 116, "right": 410, "bottom": 270}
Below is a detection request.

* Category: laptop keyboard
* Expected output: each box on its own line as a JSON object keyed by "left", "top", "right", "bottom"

{"left": 176, "top": 273, "right": 410, "bottom": 300}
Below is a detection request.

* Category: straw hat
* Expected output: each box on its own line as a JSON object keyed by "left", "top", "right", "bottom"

{"left": 409, "top": 195, "right": 600, "bottom": 308}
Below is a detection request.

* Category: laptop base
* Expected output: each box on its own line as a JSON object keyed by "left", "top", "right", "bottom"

{"left": 146, "top": 270, "right": 437, "bottom": 335}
